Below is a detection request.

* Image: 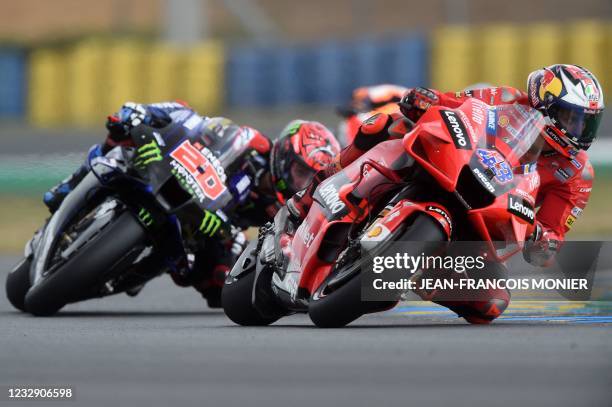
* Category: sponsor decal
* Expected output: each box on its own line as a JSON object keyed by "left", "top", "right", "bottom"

{"left": 487, "top": 108, "right": 497, "bottom": 135}
{"left": 476, "top": 149, "right": 513, "bottom": 183}
{"left": 319, "top": 182, "right": 347, "bottom": 215}
{"left": 471, "top": 103, "right": 486, "bottom": 126}
{"left": 515, "top": 188, "right": 536, "bottom": 205}
{"left": 367, "top": 225, "right": 383, "bottom": 238}
{"left": 571, "top": 207, "right": 583, "bottom": 217}
{"left": 170, "top": 160, "right": 206, "bottom": 203}
{"left": 498, "top": 115, "right": 509, "bottom": 128}
{"left": 183, "top": 114, "right": 203, "bottom": 130}
{"left": 570, "top": 159, "right": 583, "bottom": 170}
{"left": 545, "top": 127, "right": 568, "bottom": 148}
{"left": 440, "top": 110, "right": 472, "bottom": 150}
{"left": 508, "top": 194, "right": 535, "bottom": 224}
{"left": 299, "top": 220, "right": 315, "bottom": 248}
{"left": 170, "top": 140, "right": 228, "bottom": 201}
{"left": 135, "top": 140, "right": 163, "bottom": 169}
{"left": 138, "top": 208, "right": 154, "bottom": 227}
{"left": 472, "top": 167, "right": 496, "bottom": 193}
{"left": 426, "top": 205, "right": 453, "bottom": 235}
{"left": 152, "top": 131, "right": 166, "bottom": 147}
{"left": 150, "top": 101, "right": 185, "bottom": 110}
{"left": 578, "top": 187, "right": 592, "bottom": 193}
{"left": 362, "top": 224, "right": 391, "bottom": 243}
{"left": 458, "top": 110, "right": 478, "bottom": 143}
{"left": 199, "top": 210, "right": 222, "bottom": 236}
{"left": 542, "top": 150, "right": 558, "bottom": 158}
{"left": 554, "top": 167, "right": 573, "bottom": 182}
{"left": 565, "top": 215, "right": 576, "bottom": 229}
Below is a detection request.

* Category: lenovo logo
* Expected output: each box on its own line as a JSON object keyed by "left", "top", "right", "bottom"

{"left": 440, "top": 110, "right": 472, "bottom": 150}
{"left": 508, "top": 194, "right": 535, "bottom": 224}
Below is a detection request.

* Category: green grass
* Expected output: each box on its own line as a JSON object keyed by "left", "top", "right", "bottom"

{"left": 1, "top": 176, "right": 611, "bottom": 254}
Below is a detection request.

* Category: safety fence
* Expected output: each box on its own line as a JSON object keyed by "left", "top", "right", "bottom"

{"left": 0, "top": 20, "right": 609, "bottom": 127}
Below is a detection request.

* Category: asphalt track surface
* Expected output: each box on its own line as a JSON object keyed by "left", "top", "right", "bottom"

{"left": 1, "top": 256, "right": 611, "bottom": 407}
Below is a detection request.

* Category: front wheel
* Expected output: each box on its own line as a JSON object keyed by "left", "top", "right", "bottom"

{"left": 5, "top": 257, "right": 32, "bottom": 312}
{"left": 222, "top": 270, "right": 282, "bottom": 326}
{"left": 308, "top": 213, "right": 446, "bottom": 328}
{"left": 24, "top": 211, "right": 147, "bottom": 316}
{"left": 222, "top": 242, "right": 283, "bottom": 326}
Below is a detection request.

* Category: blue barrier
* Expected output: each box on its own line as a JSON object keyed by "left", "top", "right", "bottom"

{"left": 0, "top": 48, "right": 26, "bottom": 117}
{"left": 226, "top": 35, "right": 428, "bottom": 108}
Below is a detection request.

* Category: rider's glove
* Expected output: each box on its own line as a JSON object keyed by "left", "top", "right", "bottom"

{"left": 106, "top": 102, "right": 150, "bottom": 142}
{"left": 398, "top": 87, "right": 440, "bottom": 123}
{"left": 523, "top": 222, "right": 560, "bottom": 267}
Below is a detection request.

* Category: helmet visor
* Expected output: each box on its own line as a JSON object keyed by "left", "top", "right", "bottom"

{"left": 549, "top": 100, "right": 603, "bottom": 149}
{"left": 288, "top": 159, "right": 316, "bottom": 194}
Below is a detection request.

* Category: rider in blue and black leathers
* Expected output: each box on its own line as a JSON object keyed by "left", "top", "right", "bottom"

{"left": 43, "top": 100, "right": 340, "bottom": 307}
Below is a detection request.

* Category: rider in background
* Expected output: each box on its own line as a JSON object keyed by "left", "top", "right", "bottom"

{"left": 43, "top": 101, "right": 340, "bottom": 307}
{"left": 289, "top": 64, "right": 604, "bottom": 323}
{"left": 336, "top": 84, "right": 408, "bottom": 146}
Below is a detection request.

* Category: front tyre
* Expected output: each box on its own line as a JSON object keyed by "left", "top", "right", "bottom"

{"left": 24, "top": 212, "right": 147, "bottom": 316}
{"left": 5, "top": 257, "right": 32, "bottom": 312}
{"left": 222, "top": 270, "right": 281, "bottom": 326}
{"left": 222, "top": 243, "right": 282, "bottom": 326}
{"left": 309, "top": 213, "right": 446, "bottom": 328}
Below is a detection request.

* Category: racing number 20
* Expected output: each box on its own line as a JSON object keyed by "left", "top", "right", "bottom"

{"left": 170, "top": 140, "right": 226, "bottom": 200}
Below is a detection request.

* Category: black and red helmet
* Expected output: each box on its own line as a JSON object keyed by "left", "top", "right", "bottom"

{"left": 527, "top": 64, "right": 605, "bottom": 157}
{"left": 270, "top": 120, "right": 340, "bottom": 202}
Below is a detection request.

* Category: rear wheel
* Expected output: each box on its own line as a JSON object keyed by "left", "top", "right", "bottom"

{"left": 24, "top": 211, "right": 147, "bottom": 316}
{"left": 5, "top": 257, "right": 32, "bottom": 312}
{"left": 308, "top": 213, "right": 446, "bottom": 328}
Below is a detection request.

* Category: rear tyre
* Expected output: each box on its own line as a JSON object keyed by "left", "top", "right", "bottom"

{"left": 5, "top": 257, "right": 32, "bottom": 312}
{"left": 309, "top": 213, "right": 446, "bottom": 328}
{"left": 24, "top": 212, "right": 146, "bottom": 316}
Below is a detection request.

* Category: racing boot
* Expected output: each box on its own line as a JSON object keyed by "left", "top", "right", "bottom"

{"left": 413, "top": 260, "right": 511, "bottom": 324}
{"left": 434, "top": 296, "right": 510, "bottom": 324}
{"left": 43, "top": 145, "right": 103, "bottom": 213}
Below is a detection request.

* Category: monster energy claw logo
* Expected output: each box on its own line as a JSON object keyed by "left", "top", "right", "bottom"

{"left": 200, "top": 210, "right": 222, "bottom": 236}
{"left": 138, "top": 208, "right": 154, "bottom": 227}
{"left": 135, "top": 140, "right": 163, "bottom": 168}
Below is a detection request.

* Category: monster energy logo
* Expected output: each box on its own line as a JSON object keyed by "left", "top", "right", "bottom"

{"left": 199, "top": 210, "right": 222, "bottom": 236}
{"left": 135, "top": 140, "right": 163, "bottom": 169}
{"left": 138, "top": 208, "right": 154, "bottom": 227}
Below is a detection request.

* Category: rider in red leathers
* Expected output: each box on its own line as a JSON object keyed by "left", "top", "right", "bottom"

{"left": 337, "top": 84, "right": 408, "bottom": 146}
{"left": 288, "top": 64, "right": 604, "bottom": 323}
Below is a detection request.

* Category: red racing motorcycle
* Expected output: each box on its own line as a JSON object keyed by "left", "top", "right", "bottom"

{"left": 222, "top": 100, "right": 545, "bottom": 327}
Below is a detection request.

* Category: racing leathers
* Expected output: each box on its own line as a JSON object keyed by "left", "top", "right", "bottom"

{"left": 289, "top": 86, "right": 594, "bottom": 323}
